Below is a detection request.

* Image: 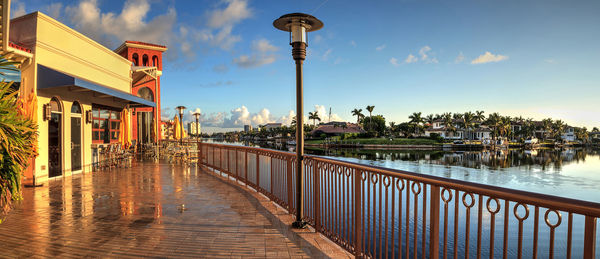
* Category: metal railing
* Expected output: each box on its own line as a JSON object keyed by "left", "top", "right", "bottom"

{"left": 198, "top": 142, "right": 599, "bottom": 258}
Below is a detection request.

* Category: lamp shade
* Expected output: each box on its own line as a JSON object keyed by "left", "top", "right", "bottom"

{"left": 273, "top": 13, "right": 323, "bottom": 44}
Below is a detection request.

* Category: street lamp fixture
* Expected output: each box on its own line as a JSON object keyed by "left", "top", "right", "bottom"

{"left": 273, "top": 13, "right": 323, "bottom": 229}
{"left": 176, "top": 106, "right": 186, "bottom": 145}
{"left": 193, "top": 112, "right": 202, "bottom": 164}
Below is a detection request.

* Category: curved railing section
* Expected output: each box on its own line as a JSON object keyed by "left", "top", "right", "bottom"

{"left": 198, "top": 142, "right": 599, "bottom": 259}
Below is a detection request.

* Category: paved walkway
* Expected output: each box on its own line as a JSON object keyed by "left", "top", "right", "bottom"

{"left": 0, "top": 162, "right": 350, "bottom": 258}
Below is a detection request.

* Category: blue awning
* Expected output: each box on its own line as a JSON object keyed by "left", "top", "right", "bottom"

{"left": 37, "top": 65, "right": 155, "bottom": 107}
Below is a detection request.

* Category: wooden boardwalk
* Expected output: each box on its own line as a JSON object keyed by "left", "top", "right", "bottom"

{"left": 0, "top": 161, "right": 350, "bottom": 258}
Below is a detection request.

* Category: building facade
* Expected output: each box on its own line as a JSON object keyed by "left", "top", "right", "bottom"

{"left": 115, "top": 41, "right": 166, "bottom": 146}
{"left": 2, "top": 7, "right": 163, "bottom": 185}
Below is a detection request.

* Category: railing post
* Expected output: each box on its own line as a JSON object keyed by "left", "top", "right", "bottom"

{"left": 354, "top": 169, "right": 363, "bottom": 258}
{"left": 429, "top": 185, "right": 441, "bottom": 259}
{"left": 287, "top": 157, "right": 293, "bottom": 212}
{"left": 256, "top": 151, "right": 260, "bottom": 191}
{"left": 245, "top": 149, "right": 248, "bottom": 186}
{"left": 313, "top": 160, "right": 320, "bottom": 231}
{"left": 583, "top": 216, "right": 597, "bottom": 259}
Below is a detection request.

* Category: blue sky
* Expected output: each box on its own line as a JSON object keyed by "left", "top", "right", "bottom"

{"left": 11, "top": 0, "right": 600, "bottom": 132}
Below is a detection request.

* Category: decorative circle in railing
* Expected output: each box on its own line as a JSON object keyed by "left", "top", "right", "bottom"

{"left": 513, "top": 203, "right": 530, "bottom": 221}
{"left": 441, "top": 188, "right": 453, "bottom": 203}
{"left": 395, "top": 178, "right": 405, "bottom": 191}
{"left": 462, "top": 192, "right": 475, "bottom": 208}
{"left": 382, "top": 175, "right": 391, "bottom": 187}
{"left": 544, "top": 209, "right": 562, "bottom": 228}
{"left": 361, "top": 171, "right": 367, "bottom": 182}
{"left": 486, "top": 197, "right": 501, "bottom": 214}
{"left": 370, "top": 173, "right": 379, "bottom": 184}
{"left": 344, "top": 167, "right": 351, "bottom": 177}
{"left": 411, "top": 182, "right": 421, "bottom": 195}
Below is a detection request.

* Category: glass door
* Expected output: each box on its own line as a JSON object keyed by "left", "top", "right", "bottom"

{"left": 71, "top": 102, "right": 82, "bottom": 172}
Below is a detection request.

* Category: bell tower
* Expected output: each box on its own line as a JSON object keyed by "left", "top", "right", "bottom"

{"left": 115, "top": 41, "right": 167, "bottom": 144}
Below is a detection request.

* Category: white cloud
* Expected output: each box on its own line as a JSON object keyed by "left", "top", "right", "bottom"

{"left": 11, "top": 0, "right": 26, "bottom": 18}
{"left": 213, "top": 64, "right": 229, "bottom": 73}
{"left": 313, "top": 105, "right": 344, "bottom": 123}
{"left": 207, "top": 0, "right": 251, "bottom": 28}
{"left": 404, "top": 46, "right": 438, "bottom": 64}
{"left": 375, "top": 44, "right": 386, "bottom": 51}
{"left": 57, "top": 0, "right": 252, "bottom": 65}
{"left": 313, "top": 35, "right": 323, "bottom": 44}
{"left": 64, "top": 0, "right": 179, "bottom": 57}
{"left": 389, "top": 57, "right": 399, "bottom": 66}
{"left": 350, "top": 40, "right": 357, "bottom": 47}
{"left": 404, "top": 54, "right": 418, "bottom": 63}
{"left": 544, "top": 59, "right": 557, "bottom": 64}
{"left": 45, "top": 3, "right": 63, "bottom": 19}
{"left": 455, "top": 52, "right": 465, "bottom": 63}
{"left": 253, "top": 38, "right": 278, "bottom": 52}
{"left": 322, "top": 48, "right": 333, "bottom": 60}
{"left": 278, "top": 110, "right": 296, "bottom": 126}
{"left": 233, "top": 38, "right": 278, "bottom": 68}
{"left": 419, "top": 46, "right": 431, "bottom": 60}
{"left": 471, "top": 51, "right": 508, "bottom": 64}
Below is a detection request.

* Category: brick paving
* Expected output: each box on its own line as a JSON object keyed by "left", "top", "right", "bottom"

{"left": 0, "top": 161, "right": 351, "bottom": 258}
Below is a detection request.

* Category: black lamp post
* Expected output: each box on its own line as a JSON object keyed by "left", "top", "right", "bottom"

{"left": 176, "top": 106, "right": 186, "bottom": 145}
{"left": 274, "top": 13, "right": 323, "bottom": 229}
{"left": 193, "top": 112, "right": 202, "bottom": 162}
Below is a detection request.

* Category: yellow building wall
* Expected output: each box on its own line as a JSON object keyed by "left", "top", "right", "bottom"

{"left": 11, "top": 12, "right": 133, "bottom": 183}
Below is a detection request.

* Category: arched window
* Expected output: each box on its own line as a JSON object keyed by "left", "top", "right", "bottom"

{"left": 142, "top": 54, "right": 149, "bottom": 66}
{"left": 50, "top": 97, "right": 62, "bottom": 113}
{"left": 152, "top": 55, "right": 159, "bottom": 67}
{"left": 137, "top": 87, "right": 154, "bottom": 102}
{"left": 71, "top": 101, "right": 82, "bottom": 114}
{"left": 132, "top": 53, "right": 139, "bottom": 66}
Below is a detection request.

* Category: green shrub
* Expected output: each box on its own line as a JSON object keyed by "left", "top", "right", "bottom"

{"left": 0, "top": 80, "right": 37, "bottom": 220}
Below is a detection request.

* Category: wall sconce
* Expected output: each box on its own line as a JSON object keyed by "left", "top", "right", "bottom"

{"left": 86, "top": 110, "right": 93, "bottom": 124}
{"left": 43, "top": 104, "right": 51, "bottom": 121}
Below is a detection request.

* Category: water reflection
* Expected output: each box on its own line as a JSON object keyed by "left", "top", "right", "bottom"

{"left": 209, "top": 139, "right": 600, "bottom": 202}
{"left": 308, "top": 148, "right": 599, "bottom": 172}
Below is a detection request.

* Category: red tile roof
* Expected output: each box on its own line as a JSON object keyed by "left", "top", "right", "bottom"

{"left": 311, "top": 123, "right": 364, "bottom": 135}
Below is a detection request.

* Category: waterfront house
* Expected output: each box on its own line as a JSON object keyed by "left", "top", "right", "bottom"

{"left": 3, "top": 9, "right": 164, "bottom": 185}
{"left": 310, "top": 121, "right": 364, "bottom": 136}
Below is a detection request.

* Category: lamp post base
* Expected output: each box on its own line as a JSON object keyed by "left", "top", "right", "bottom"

{"left": 292, "top": 220, "right": 308, "bottom": 229}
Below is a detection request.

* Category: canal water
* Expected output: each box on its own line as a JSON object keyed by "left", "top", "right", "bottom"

{"left": 206, "top": 140, "right": 600, "bottom": 257}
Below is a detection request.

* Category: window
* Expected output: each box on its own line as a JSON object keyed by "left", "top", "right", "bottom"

{"left": 142, "top": 54, "right": 149, "bottom": 66}
{"left": 152, "top": 55, "right": 159, "bottom": 68}
{"left": 137, "top": 87, "right": 154, "bottom": 102}
{"left": 92, "top": 105, "right": 121, "bottom": 144}
{"left": 132, "top": 53, "right": 139, "bottom": 66}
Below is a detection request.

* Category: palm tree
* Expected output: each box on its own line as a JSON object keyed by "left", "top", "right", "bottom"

{"left": 486, "top": 113, "right": 501, "bottom": 140}
{"left": 442, "top": 113, "right": 456, "bottom": 138}
{"left": 308, "top": 111, "right": 321, "bottom": 127}
{"left": 366, "top": 105, "right": 375, "bottom": 130}
{"left": 552, "top": 120, "right": 566, "bottom": 141}
{"left": 388, "top": 122, "right": 396, "bottom": 136}
{"left": 462, "top": 112, "right": 475, "bottom": 141}
{"left": 351, "top": 108, "right": 364, "bottom": 124}
{"left": 424, "top": 114, "right": 435, "bottom": 128}
{"left": 542, "top": 118, "right": 553, "bottom": 141}
{"left": 475, "top": 110, "right": 485, "bottom": 122}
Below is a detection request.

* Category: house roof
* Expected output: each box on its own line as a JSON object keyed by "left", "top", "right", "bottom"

{"left": 311, "top": 123, "right": 364, "bottom": 134}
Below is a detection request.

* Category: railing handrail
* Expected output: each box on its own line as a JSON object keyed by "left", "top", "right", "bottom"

{"left": 200, "top": 142, "right": 600, "bottom": 217}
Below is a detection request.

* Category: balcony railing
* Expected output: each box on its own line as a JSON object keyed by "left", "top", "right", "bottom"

{"left": 196, "top": 142, "right": 599, "bottom": 258}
